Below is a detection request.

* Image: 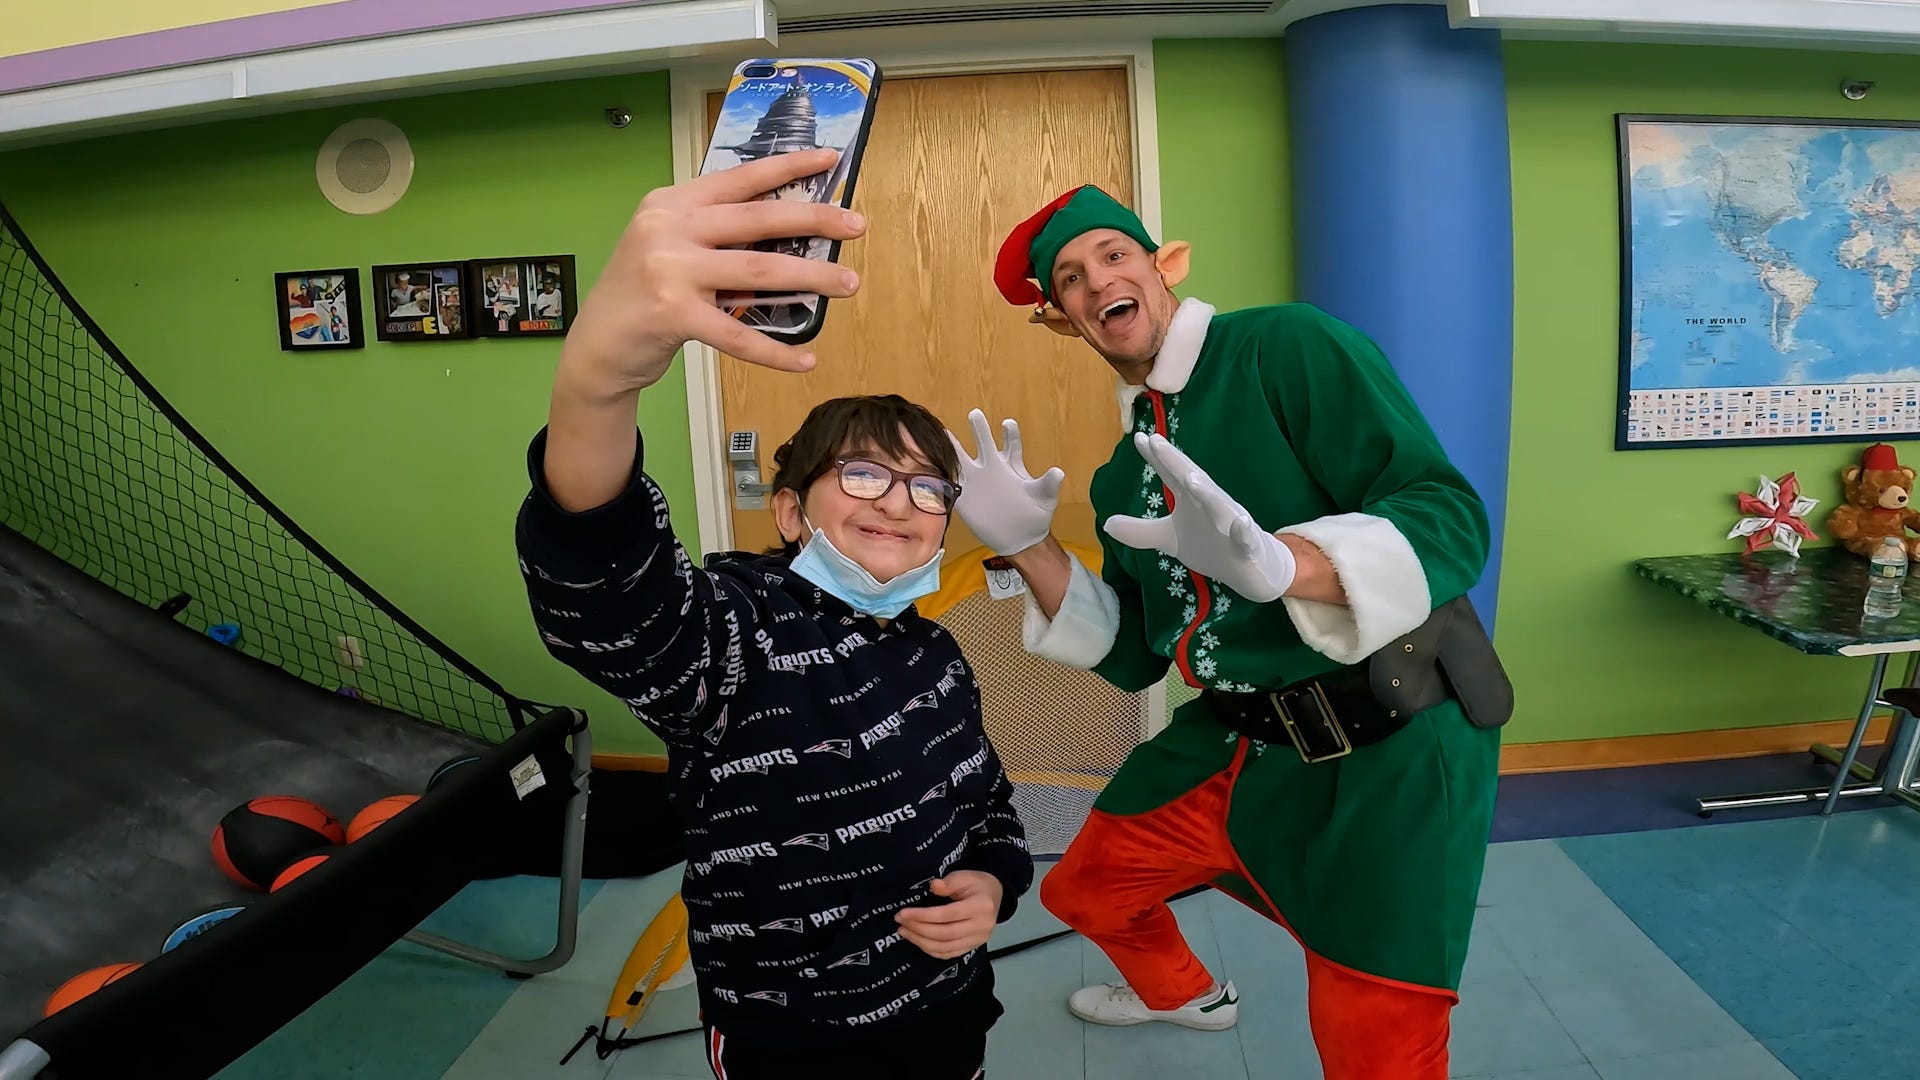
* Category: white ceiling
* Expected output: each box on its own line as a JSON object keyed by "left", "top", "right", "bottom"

{"left": 7, "top": 0, "right": 1920, "bottom": 149}
{"left": 767, "top": 0, "right": 1920, "bottom": 51}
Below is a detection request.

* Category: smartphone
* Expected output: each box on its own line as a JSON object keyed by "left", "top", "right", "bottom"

{"left": 698, "top": 57, "right": 882, "bottom": 345}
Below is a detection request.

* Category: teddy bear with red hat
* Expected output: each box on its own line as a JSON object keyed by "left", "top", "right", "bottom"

{"left": 1828, "top": 443, "right": 1920, "bottom": 558}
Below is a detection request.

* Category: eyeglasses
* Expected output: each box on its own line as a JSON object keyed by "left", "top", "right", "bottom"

{"left": 831, "top": 458, "right": 960, "bottom": 515}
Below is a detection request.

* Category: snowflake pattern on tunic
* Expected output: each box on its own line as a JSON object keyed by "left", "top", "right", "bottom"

{"left": 1129, "top": 393, "right": 1266, "bottom": 696}
{"left": 1134, "top": 391, "right": 1226, "bottom": 690}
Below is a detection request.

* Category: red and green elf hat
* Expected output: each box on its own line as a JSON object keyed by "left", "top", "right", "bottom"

{"left": 993, "top": 184, "right": 1158, "bottom": 309}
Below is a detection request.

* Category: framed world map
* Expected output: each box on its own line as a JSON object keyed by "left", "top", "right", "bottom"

{"left": 1616, "top": 113, "right": 1920, "bottom": 449}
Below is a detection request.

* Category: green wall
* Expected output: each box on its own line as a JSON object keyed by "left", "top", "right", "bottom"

{"left": 1152, "top": 37, "right": 1291, "bottom": 722}
{"left": 20, "top": 36, "right": 1883, "bottom": 754}
{"left": 0, "top": 72, "right": 689, "bottom": 753}
{"left": 1500, "top": 41, "right": 1920, "bottom": 742}
{"left": 0, "top": 44, "right": 1292, "bottom": 758}
{"left": 1153, "top": 38, "right": 1293, "bottom": 308}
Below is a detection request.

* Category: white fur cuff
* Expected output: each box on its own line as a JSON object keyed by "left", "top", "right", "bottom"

{"left": 1277, "top": 513, "right": 1431, "bottom": 665}
{"left": 1022, "top": 553, "right": 1120, "bottom": 669}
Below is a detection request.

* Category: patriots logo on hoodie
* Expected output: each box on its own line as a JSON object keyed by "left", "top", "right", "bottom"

{"left": 760, "top": 918, "right": 805, "bottom": 933}
{"left": 745, "top": 991, "right": 789, "bottom": 1006}
{"left": 806, "top": 738, "right": 853, "bottom": 758}
{"left": 618, "top": 547, "right": 657, "bottom": 591}
{"left": 783, "top": 832, "right": 830, "bottom": 851}
{"left": 702, "top": 704, "right": 728, "bottom": 745}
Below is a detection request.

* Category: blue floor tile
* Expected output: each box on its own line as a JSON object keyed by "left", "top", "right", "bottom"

{"left": 1477, "top": 844, "right": 1675, "bottom": 981}
{"left": 982, "top": 934, "right": 1086, "bottom": 1079}
{"left": 214, "top": 875, "right": 605, "bottom": 1080}
{"left": 1446, "top": 965, "right": 1588, "bottom": 1077}
{"left": 603, "top": 1030, "right": 716, "bottom": 1080}
{"left": 1661, "top": 925, "right": 1881, "bottom": 1040}
{"left": 1761, "top": 1024, "right": 1886, "bottom": 1080}
{"left": 1590, "top": 1043, "right": 1796, "bottom": 1080}
{"left": 462, "top": 873, "right": 690, "bottom": 1080}
{"left": 1560, "top": 807, "right": 1920, "bottom": 1079}
{"left": 1528, "top": 958, "right": 1752, "bottom": 1063}
{"left": 1458, "top": 1067, "right": 1602, "bottom": 1080}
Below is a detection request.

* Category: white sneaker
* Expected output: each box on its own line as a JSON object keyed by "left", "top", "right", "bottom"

{"left": 1067, "top": 979, "right": 1239, "bottom": 1030}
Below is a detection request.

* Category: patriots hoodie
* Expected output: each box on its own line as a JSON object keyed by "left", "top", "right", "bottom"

{"left": 514, "top": 428, "right": 1033, "bottom": 1046}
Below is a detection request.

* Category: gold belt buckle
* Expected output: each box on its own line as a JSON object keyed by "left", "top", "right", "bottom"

{"left": 1269, "top": 683, "right": 1353, "bottom": 764}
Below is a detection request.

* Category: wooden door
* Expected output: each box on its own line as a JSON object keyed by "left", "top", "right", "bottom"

{"left": 704, "top": 69, "right": 1136, "bottom": 561}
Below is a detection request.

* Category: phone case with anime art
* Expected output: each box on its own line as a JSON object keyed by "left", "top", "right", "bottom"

{"left": 698, "top": 58, "right": 882, "bottom": 345}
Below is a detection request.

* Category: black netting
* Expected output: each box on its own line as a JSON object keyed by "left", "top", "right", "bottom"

{"left": 0, "top": 203, "right": 525, "bottom": 742}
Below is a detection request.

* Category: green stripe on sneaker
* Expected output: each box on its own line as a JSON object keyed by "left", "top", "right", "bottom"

{"left": 1198, "top": 990, "right": 1237, "bottom": 1013}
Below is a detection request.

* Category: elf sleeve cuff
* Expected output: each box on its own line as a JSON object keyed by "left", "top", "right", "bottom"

{"left": 1021, "top": 553, "right": 1120, "bottom": 669}
{"left": 1277, "top": 512, "right": 1432, "bottom": 665}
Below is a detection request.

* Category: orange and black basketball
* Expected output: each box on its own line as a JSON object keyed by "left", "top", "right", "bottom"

{"left": 210, "top": 795, "right": 344, "bottom": 891}
{"left": 346, "top": 794, "right": 418, "bottom": 842}
{"left": 270, "top": 851, "right": 332, "bottom": 892}
{"left": 44, "top": 962, "right": 141, "bottom": 1017}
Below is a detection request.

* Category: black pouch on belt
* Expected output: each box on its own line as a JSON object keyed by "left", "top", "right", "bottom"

{"left": 1369, "top": 594, "right": 1514, "bottom": 730}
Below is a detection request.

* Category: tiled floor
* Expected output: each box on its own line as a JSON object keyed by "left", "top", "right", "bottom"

{"left": 206, "top": 754, "right": 1920, "bottom": 1079}
{"left": 1563, "top": 809, "right": 1920, "bottom": 1080}
{"left": 216, "top": 834, "right": 1821, "bottom": 1079}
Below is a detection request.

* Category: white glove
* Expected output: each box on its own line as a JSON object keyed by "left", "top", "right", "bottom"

{"left": 1104, "top": 433, "right": 1296, "bottom": 602}
{"left": 946, "top": 408, "right": 1066, "bottom": 555}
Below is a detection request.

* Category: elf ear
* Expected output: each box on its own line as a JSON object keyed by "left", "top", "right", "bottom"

{"left": 1029, "top": 305, "right": 1082, "bottom": 338}
{"left": 1154, "top": 241, "right": 1192, "bottom": 290}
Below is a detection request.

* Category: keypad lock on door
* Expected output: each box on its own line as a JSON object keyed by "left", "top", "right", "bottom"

{"left": 729, "top": 431, "right": 770, "bottom": 510}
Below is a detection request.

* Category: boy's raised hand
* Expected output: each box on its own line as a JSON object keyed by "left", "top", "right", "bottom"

{"left": 562, "top": 148, "right": 868, "bottom": 394}
{"left": 895, "top": 871, "right": 1004, "bottom": 960}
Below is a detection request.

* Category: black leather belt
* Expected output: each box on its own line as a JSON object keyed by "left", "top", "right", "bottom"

{"left": 1201, "top": 663, "right": 1415, "bottom": 764}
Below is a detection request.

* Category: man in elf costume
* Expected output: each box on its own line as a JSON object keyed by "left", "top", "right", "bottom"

{"left": 946, "top": 185, "right": 1512, "bottom": 1078}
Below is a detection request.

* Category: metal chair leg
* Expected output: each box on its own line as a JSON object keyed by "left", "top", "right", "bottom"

{"left": 404, "top": 712, "right": 593, "bottom": 977}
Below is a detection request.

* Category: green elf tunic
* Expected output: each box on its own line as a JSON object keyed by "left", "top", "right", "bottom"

{"left": 1025, "top": 295, "right": 1501, "bottom": 998}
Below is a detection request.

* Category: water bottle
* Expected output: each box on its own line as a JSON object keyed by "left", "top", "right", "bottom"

{"left": 1867, "top": 536, "right": 1908, "bottom": 618}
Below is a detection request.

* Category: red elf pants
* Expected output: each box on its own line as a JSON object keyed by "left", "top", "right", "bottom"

{"left": 1040, "top": 767, "right": 1454, "bottom": 1080}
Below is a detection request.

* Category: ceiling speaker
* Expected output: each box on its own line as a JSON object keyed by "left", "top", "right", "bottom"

{"left": 315, "top": 118, "right": 414, "bottom": 215}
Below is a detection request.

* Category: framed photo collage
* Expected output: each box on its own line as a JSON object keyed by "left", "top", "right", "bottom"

{"left": 275, "top": 255, "right": 577, "bottom": 352}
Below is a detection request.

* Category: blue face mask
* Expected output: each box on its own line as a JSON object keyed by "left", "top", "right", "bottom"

{"left": 788, "top": 512, "right": 942, "bottom": 619}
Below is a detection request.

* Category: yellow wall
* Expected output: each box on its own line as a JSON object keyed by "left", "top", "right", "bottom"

{"left": 4, "top": 0, "right": 330, "bottom": 58}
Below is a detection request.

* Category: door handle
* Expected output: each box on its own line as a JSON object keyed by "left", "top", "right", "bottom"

{"left": 728, "top": 430, "right": 767, "bottom": 510}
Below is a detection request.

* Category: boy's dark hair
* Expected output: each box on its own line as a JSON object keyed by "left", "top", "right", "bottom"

{"left": 767, "top": 394, "right": 960, "bottom": 556}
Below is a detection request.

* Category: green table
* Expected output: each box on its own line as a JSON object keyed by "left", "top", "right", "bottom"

{"left": 1634, "top": 546, "right": 1920, "bottom": 816}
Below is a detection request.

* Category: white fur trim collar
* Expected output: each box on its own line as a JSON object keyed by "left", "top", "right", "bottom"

{"left": 1114, "top": 296, "right": 1215, "bottom": 427}
{"left": 1147, "top": 296, "right": 1216, "bottom": 394}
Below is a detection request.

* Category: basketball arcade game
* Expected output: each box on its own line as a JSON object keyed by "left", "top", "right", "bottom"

{"left": 0, "top": 203, "right": 592, "bottom": 1079}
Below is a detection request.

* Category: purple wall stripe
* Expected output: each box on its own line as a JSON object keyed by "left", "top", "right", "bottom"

{"left": 0, "top": 0, "right": 668, "bottom": 96}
